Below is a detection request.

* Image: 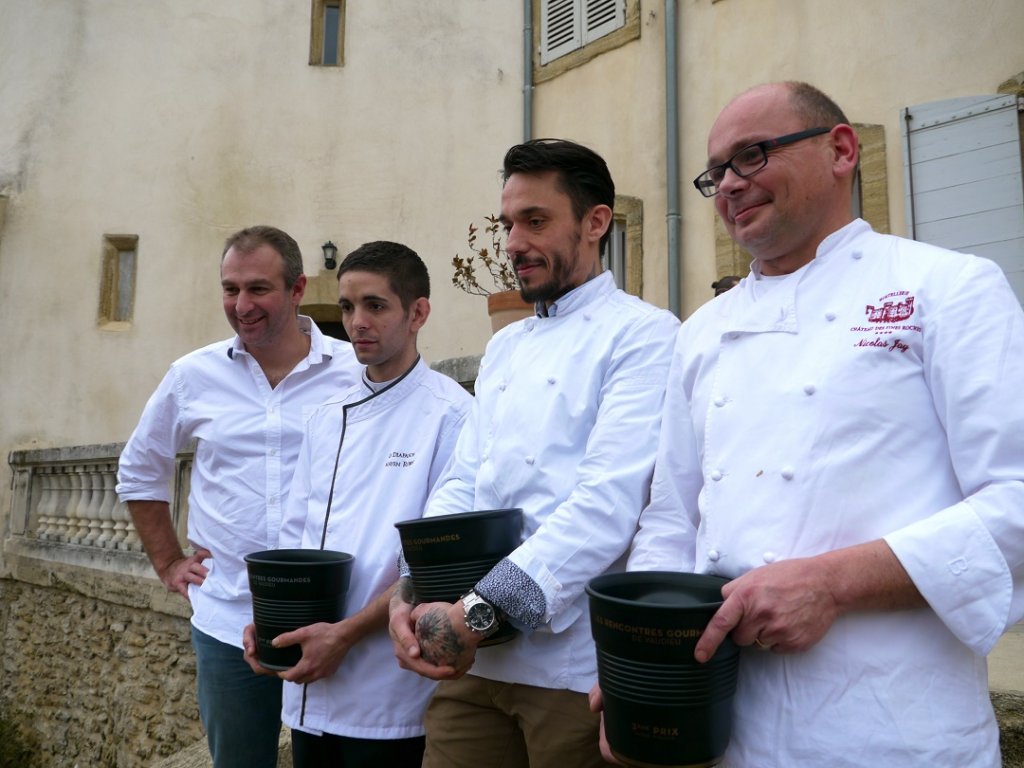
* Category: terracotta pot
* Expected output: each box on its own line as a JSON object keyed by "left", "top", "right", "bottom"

{"left": 486, "top": 290, "right": 533, "bottom": 334}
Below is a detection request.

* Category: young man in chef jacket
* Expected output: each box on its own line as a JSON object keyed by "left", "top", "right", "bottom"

{"left": 243, "top": 240, "right": 472, "bottom": 768}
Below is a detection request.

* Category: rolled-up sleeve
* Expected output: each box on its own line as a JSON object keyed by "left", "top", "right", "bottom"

{"left": 885, "top": 258, "right": 1024, "bottom": 654}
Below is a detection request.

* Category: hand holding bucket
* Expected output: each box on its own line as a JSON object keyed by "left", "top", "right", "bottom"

{"left": 245, "top": 549, "right": 355, "bottom": 671}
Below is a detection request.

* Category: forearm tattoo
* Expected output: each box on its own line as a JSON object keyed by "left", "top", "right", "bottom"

{"left": 394, "top": 577, "right": 416, "bottom": 605}
{"left": 416, "top": 608, "right": 465, "bottom": 667}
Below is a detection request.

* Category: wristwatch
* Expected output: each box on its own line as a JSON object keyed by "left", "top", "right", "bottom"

{"left": 462, "top": 590, "right": 499, "bottom": 638}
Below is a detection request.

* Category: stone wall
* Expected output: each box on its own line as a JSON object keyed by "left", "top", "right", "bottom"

{"left": 0, "top": 573, "right": 201, "bottom": 767}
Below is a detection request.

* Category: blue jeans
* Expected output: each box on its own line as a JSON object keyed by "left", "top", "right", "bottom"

{"left": 192, "top": 626, "right": 283, "bottom": 768}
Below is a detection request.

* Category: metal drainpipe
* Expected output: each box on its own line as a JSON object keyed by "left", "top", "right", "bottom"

{"left": 665, "top": 0, "right": 682, "bottom": 317}
{"left": 523, "top": 0, "right": 534, "bottom": 141}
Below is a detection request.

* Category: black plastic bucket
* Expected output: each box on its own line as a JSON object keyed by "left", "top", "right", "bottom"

{"left": 396, "top": 508, "right": 522, "bottom": 646}
{"left": 244, "top": 548, "right": 355, "bottom": 670}
{"left": 586, "top": 571, "right": 738, "bottom": 768}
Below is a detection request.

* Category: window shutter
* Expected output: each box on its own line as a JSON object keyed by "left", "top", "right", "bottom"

{"left": 903, "top": 94, "right": 1024, "bottom": 302}
{"left": 583, "top": 0, "right": 624, "bottom": 44}
{"left": 541, "top": 0, "right": 582, "bottom": 65}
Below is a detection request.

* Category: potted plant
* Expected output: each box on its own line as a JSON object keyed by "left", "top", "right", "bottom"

{"left": 452, "top": 215, "right": 533, "bottom": 333}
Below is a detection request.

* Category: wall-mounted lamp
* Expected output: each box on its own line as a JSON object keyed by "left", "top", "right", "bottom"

{"left": 322, "top": 241, "right": 338, "bottom": 271}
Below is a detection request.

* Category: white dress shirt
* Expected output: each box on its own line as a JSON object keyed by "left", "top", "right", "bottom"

{"left": 117, "top": 317, "right": 359, "bottom": 648}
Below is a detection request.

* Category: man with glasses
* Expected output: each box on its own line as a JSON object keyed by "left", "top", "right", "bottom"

{"left": 600, "top": 82, "right": 1024, "bottom": 766}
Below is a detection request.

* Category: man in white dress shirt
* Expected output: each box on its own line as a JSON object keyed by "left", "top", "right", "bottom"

{"left": 117, "top": 226, "right": 358, "bottom": 768}
{"left": 604, "top": 81, "right": 1024, "bottom": 767}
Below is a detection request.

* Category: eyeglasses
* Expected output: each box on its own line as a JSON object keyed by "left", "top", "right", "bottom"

{"left": 692, "top": 127, "right": 832, "bottom": 197}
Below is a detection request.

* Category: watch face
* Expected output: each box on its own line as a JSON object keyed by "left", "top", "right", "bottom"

{"left": 466, "top": 602, "right": 496, "bottom": 632}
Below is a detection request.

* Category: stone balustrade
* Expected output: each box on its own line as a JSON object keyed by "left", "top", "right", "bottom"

{"left": 7, "top": 442, "right": 192, "bottom": 563}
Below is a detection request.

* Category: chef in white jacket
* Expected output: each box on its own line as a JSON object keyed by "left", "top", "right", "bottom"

{"left": 611, "top": 81, "right": 1024, "bottom": 767}
{"left": 389, "top": 139, "right": 680, "bottom": 768}
{"left": 243, "top": 241, "right": 472, "bottom": 768}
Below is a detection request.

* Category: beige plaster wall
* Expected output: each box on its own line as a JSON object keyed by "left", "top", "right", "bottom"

{"left": 0, "top": 0, "right": 521, "bottom": 463}
{"left": 529, "top": 0, "right": 1024, "bottom": 315}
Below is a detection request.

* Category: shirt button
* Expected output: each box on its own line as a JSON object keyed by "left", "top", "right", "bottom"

{"left": 525, "top": 456, "right": 535, "bottom": 465}
{"left": 803, "top": 384, "right": 816, "bottom": 395}
{"left": 708, "top": 549, "right": 720, "bottom": 562}
{"left": 763, "top": 551, "right": 777, "bottom": 563}
{"left": 547, "top": 377, "right": 556, "bottom": 385}
{"left": 710, "top": 469, "right": 723, "bottom": 482}
{"left": 499, "top": 383, "right": 507, "bottom": 391}
{"left": 852, "top": 250, "right": 863, "bottom": 260}
{"left": 584, "top": 314, "right": 592, "bottom": 321}
{"left": 714, "top": 396, "right": 726, "bottom": 407}
{"left": 825, "top": 312, "right": 836, "bottom": 322}
{"left": 781, "top": 466, "right": 795, "bottom": 480}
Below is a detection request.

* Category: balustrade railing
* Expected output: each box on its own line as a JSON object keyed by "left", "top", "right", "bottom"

{"left": 7, "top": 443, "right": 192, "bottom": 558}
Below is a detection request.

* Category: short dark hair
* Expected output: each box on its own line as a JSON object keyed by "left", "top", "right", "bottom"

{"left": 786, "top": 81, "right": 851, "bottom": 128}
{"left": 222, "top": 226, "right": 304, "bottom": 289}
{"left": 502, "top": 138, "right": 616, "bottom": 251}
{"left": 337, "top": 241, "right": 430, "bottom": 311}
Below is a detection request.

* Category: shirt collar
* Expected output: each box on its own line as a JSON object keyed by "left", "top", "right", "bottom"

{"left": 226, "top": 314, "right": 320, "bottom": 360}
{"left": 541, "top": 271, "right": 615, "bottom": 318}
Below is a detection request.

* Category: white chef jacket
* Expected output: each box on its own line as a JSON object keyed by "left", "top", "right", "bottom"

{"left": 629, "top": 220, "right": 1024, "bottom": 767}
{"left": 426, "top": 272, "right": 680, "bottom": 693}
{"left": 117, "top": 317, "right": 359, "bottom": 648}
{"left": 278, "top": 358, "right": 472, "bottom": 738}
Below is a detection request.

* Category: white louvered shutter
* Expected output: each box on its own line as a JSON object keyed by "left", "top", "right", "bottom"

{"left": 903, "top": 94, "right": 1024, "bottom": 303}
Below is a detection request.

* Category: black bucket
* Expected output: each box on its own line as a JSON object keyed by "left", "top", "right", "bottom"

{"left": 244, "top": 548, "right": 355, "bottom": 671}
{"left": 396, "top": 508, "right": 522, "bottom": 646}
{"left": 586, "top": 571, "right": 738, "bottom": 768}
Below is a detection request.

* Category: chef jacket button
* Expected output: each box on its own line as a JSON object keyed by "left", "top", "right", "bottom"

{"left": 481, "top": 453, "right": 489, "bottom": 462}
{"left": 825, "top": 312, "right": 836, "bottom": 322}
{"left": 851, "top": 250, "right": 863, "bottom": 260}
{"left": 499, "top": 383, "right": 507, "bottom": 391}
{"left": 710, "top": 469, "right": 723, "bottom": 482}
{"left": 584, "top": 313, "right": 592, "bottom": 321}
{"left": 547, "top": 377, "right": 556, "bottom": 385}
{"left": 525, "top": 455, "right": 535, "bottom": 465}
{"left": 714, "top": 396, "right": 726, "bottom": 407}
{"left": 803, "top": 383, "right": 816, "bottom": 395}
{"left": 763, "top": 551, "right": 777, "bottom": 563}
{"left": 708, "top": 549, "right": 720, "bottom": 562}
{"left": 781, "top": 466, "right": 795, "bottom": 480}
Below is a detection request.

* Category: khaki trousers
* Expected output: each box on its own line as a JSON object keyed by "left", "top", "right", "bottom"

{"left": 421, "top": 675, "right": 606, "bottom": 768}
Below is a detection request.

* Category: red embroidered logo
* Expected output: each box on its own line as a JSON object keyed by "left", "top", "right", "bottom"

{"left": 865, "top": 293, "right": 915, "bottom": 323}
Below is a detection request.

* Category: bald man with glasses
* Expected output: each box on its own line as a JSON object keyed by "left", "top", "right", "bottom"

{"left": 595, "top": 81, "right": 1024, "bottom": 767}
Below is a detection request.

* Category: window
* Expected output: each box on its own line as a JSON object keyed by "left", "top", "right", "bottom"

{"left": 600, "top": 195, "right": 643, "bottom": 295}
{"left": 902, "top": 94, "right": 1024, "bottom": 302}
{"left": 310, "top": 0, "right": 345, "bottom": 67}
{"left": 535, "top": 0, "right": 638, "bottom": 82}
{"left": 99, "top": 235, "right": 138, "bottom": 326}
